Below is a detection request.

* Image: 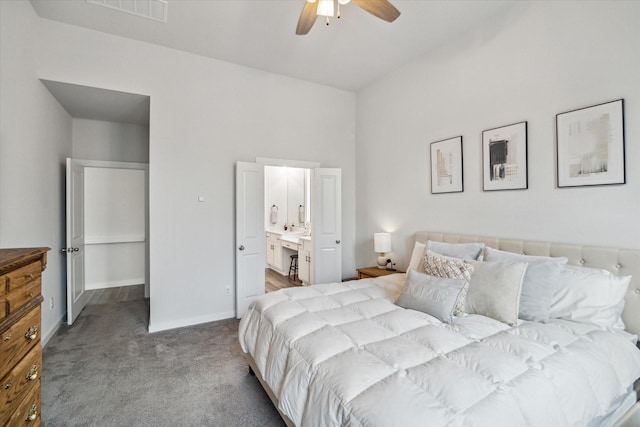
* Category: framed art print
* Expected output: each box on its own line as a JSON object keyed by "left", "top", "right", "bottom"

{"left": 430, "top": 136, "right": 463, "bottom": 194}
{"left": 556, "top": 99, "right": 625, "bottom": 188}
{"left": 482, "top": 121, "right": 528, "bottom": 191}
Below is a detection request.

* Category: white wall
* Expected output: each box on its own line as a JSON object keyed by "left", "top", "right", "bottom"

{"left": 356, "top": 2, "right": 640, "bottom": 269}
{"left": 84, "top": 167, "right": 146, "bottom": 290}
{"left": 36, "top": 18, "right": 357, "bottom": 332}
{"left": 72, "top": 118, "right": 149, "bottom": 163}
{"left": 0, "top": 1, "right": 72, "bottom": 344}
{"left": 265, "top": 166, "right": 306, "bottom": 232}
{"left": 265, "top": 166, "right": 288, "bottom": 231}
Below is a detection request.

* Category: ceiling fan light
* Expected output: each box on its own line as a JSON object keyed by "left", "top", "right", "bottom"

{"left": 338, "top": 0, "right": 350, "bottom": 4}
{"left": 306, "top": 0, "right": 316, "bottom": 3}
{"left": 317, "top": 0, "right": 334, "bottom": 17}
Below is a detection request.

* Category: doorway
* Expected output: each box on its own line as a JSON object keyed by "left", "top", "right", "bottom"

{"left": 264, "top": 164, "right": 311, "bottom": 292}
{"left": 65, "top": 159, "right": 149, "bottom": 324}
{"left": 235, "top": 159, "right": 342, "bottom": 318}
{"left": 41, "top": 80, "right": 151, "bottom": 326}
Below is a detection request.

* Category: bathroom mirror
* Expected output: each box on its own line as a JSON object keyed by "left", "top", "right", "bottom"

{"left": 265, "top": 165, "right": 309, "bottom": 230}
{"left": 286, "top": 168, "right": 305, "bottom": 227}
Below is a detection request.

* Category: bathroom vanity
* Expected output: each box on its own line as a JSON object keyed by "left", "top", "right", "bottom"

{"left": 265, "top": 231, "right": 313, "bottom": 285}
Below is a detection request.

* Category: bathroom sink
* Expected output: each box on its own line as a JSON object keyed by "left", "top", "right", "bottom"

{"left": 281, "top": 233, "right": 302, "bottom": 244}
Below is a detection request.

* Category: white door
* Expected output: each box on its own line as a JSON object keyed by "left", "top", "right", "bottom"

{"left": 312, "top": 168, "right": 342, "bottom": 284}
{"left": 236, "top": 162, "right": 265, "bottom": 318}
{"left": 65, "top": 158, "right": 90, "bottom": 325}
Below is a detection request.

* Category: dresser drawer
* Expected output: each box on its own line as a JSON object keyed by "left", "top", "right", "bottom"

{"left": 6, "top": 263, "right": 41, "bottom": 293}
{"left": 4, "top": 379, "right": 40, "bottom": 427}
{"left": 0, "top": 306, "right": 40, "bottom": 380}
{"left": 0, "top": 299, "right": 5, "bottom": 321}
{"left": 6, "top": 280, "right": 41, "bottom": 315}
{"left": 0, "top": 345, "right": 41, "bottom": 420}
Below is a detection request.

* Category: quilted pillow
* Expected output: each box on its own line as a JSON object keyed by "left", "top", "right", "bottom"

{"left": 550, "top": 265, "right": 630, "bottom": 331}
{"left": 397, "top": 270, "right": 467, "bottom": 324}
{"left": 484, "top": 247, "right": 568, "bottom": 322}
{"left": 421, "top": 250, "right": 473, "bottom": 315}
{"left": 466, "top": 260, "right": 527, "bottom": 326}
{"left": 427, "top": 240, "right": 484, "bottom": 261}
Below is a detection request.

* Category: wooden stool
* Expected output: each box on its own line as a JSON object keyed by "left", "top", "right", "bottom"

{"left": 288, "top": 254, "right": 299, "bottom": 279}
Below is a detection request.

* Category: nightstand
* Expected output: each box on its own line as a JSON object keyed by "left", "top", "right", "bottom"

{"left": 357, "top": 266, "right": 404, "bottom": 279}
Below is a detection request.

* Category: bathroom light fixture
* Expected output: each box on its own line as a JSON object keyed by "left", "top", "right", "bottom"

{"left": 374, "top": 232, "right": 391, "bottom": 269}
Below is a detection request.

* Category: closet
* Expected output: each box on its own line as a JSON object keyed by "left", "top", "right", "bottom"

{"left": 41, "top": 79, "right": 150, "bottom": 324}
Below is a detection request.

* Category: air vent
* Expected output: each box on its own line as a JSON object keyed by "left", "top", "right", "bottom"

{"left": 86, "top": 0, "right": 168, "bottom": 23}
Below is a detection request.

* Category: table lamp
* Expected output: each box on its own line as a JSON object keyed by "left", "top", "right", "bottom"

{"left": 374, "top": 232, "right": 391, "bottom": 269}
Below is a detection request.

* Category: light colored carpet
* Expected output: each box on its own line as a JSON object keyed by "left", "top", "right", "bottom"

{"left": 42, "top": 300, "right": 284, "bottom": 427}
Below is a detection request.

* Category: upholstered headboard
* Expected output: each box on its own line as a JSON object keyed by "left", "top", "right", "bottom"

{"left": 415, "top": 231, "right": 640, "bottom": 337}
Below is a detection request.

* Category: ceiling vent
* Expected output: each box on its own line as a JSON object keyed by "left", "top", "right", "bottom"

{"left": 86, "top": 0, "right": 168, "bottom": 23}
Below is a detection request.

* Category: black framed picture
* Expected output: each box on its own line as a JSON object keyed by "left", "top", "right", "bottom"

{"left": 430, "top": 136, "right": 463, "bottom": 194}
{"left": 482, "top": 121, "right": 528, "bottom": 191}
{"left": 556, "top": 99, "right": 625, "bottom": 188}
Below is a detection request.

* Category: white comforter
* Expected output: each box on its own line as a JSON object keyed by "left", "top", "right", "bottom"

{"left": 238, "top": 274, "right": 640, "bottom": 427}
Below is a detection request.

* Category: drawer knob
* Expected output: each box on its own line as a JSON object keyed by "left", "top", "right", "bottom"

{"left": 28, "top": 292, "right": 34, "bottom": 298}
{"left": 25, "top": 326, "right": 38, "bottom": 341}
{"left": 26, "top": 365, "right": 38, "bottom": 381}
{"left": 3, "top": 333, "right": 10, "bottom": 341}
{"left": 26, "top": 273, "right": 34, "bottom": 279}
{"left": 25, "top": 405, "right": 38, "bottom": 422}
{"left": 3, "top": 380, "right": 11, "bottom": 390}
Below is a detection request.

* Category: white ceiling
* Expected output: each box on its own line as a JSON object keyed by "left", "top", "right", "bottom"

{"left": 41, "top": 80, "right": 150, "bottom": 125}
{"left": 30, "top": 0, "right": 519, "bottom": 92}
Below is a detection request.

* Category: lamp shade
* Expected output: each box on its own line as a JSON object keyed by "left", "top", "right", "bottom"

{"left": 317, "top": 0, "right": 334, "bottom": 16}
{"left": 374, "top": 232, "right": 391, "bottom": 253}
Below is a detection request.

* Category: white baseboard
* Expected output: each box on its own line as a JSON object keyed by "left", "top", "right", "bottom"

{"left": 41, "top": 315, "right": 65, "bottom": 348}
{"left": 85, "top": 278, "right": 145, "bottom": 290}
{"left": 148, "top": 310, "right": 236, "bottom": 333}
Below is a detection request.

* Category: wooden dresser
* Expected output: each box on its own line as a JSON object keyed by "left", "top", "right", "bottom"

{"left": 0, "top": 248, "right": 49, "bottom": 426}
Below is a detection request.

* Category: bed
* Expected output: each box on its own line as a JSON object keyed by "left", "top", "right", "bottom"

{"left": 238, "top": 232, "right": 640, "bottom": 426}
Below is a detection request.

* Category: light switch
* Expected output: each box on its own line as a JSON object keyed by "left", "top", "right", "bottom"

{"left": 198, "top": 196, "right": 205, "bottom": 202}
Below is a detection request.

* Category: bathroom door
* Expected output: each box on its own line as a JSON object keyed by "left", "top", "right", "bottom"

{"left": 235, "top": 161, "right": 265, "bottom": 318}
{"left": 312, "top": 168, "right": 342, "bottom": 284}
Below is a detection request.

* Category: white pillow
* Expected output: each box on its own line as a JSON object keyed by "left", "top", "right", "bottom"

{"left": 550, "top": 265, "right": 630, "bottom": 331}
{"left": 421, "top": 250, "right": 473, "bottom": 315}
{"left": 466, "top": 259, "right": 527, "bottom": 326}
{"left": 484, "top": 247, "right": 568, "bottom": 322}
{"left": 427, "top": 240, "right": 485, "bottom": 261}
{"left": 397, "top": 270, "right": 467, "bottom": 324}
{"left": 407, "top": 241, "right": 426, "bottom": 271}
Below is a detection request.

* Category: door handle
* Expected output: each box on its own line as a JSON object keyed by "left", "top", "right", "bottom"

{"left": 73, "top": 247, "right": 79, "bottom": 252}
{"left": 239, "top": 245, "right": 245, "bottom": 251}
{"left": 336, "top": 240, "right": 341, "bottom": 244}
{"left": 61, "top": 248, "right": 67, "bottom": 253}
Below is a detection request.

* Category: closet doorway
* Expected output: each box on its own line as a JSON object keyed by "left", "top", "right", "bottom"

{"left": 65, "top": 159, "right": 149, "bottom": 324}
{"left": 41, "top": 80, "right": 151, "bottom": 326}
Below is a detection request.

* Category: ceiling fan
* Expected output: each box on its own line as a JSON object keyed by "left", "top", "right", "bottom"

{"left": 296, "top": 0, "right": 401, "bottom": 35}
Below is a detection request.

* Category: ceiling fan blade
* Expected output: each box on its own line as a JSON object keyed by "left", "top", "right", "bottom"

{"left": 296, "top": 1, "right": 319, "bottom": 35}
{"left": 352, "top": 0, "right": 401, "bottom": 23}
